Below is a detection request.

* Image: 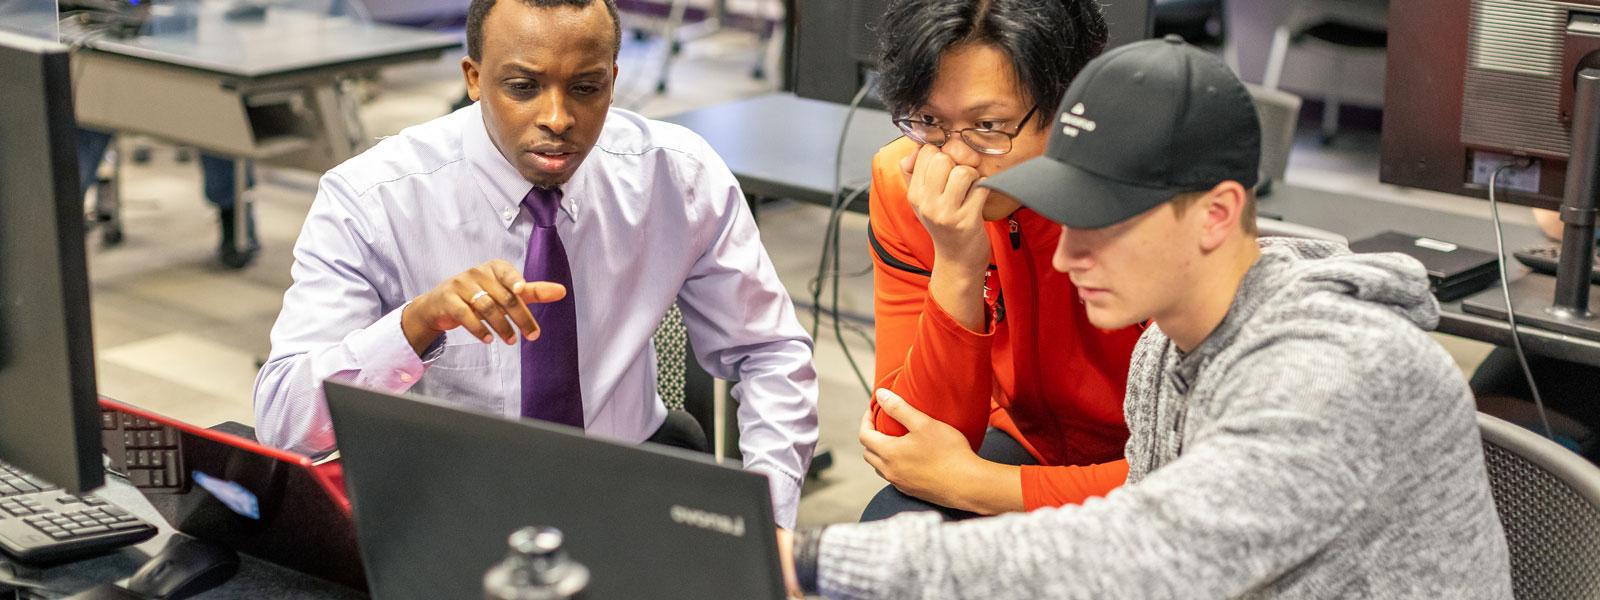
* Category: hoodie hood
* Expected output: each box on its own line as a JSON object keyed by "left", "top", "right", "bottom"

{"left": 1255, "top": 237, "right": 1439, "bottom": 329}
{"left": 1179, "top": 237, "right": 1439, "bottom": 376}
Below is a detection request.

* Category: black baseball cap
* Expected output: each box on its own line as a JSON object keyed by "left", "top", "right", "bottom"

{"left": 980, "top": 35, "right": 1260, "bottom": 229}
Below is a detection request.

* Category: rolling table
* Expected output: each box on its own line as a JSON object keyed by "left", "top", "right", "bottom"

{"left": 666, "top": 92, "right": 1600, "bottom": 367}
{"left": 69, "top": 6, "right": 460, "bottom": 256}
{"left": 663, "top": 92, "right": 899, "bottom": 213}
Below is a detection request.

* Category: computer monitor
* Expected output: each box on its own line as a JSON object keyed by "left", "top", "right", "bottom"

{"left": 1382, "top": 0, "right": 1600, "bottom": 341}
{"left": 791, "top": 0, "right": 1154, "bottom": 106}
{"left": 0, "top": 31, "right": 106, "bottom": 494}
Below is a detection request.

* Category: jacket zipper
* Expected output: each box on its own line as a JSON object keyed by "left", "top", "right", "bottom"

{"left": 1009, "top": 217, "right": 1021, "bottom": 250}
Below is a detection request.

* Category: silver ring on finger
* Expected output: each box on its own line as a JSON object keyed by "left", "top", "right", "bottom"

{"left": 469, "top": 290, "right": 491, "bottom": 304}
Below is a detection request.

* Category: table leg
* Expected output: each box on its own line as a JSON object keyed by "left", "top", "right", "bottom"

{"left": 335, "top": 78, "right": 370, "bottom": 156}
{"left": 96, "top": 137, "right": 125, "bottom": 246}
{"left": 233, "top": 158, "right": 252, "bottom": 258}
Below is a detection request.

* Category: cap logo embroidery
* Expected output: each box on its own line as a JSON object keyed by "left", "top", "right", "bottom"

{"left": 1060, "top": 103, "right": 1098, "bottom": 137}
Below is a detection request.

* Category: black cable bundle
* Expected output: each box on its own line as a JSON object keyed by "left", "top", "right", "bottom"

{"left": 808, "top": 80, "right": 878, "bottom": 396}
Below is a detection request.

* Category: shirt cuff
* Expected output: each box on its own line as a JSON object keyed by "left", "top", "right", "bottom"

{"left": 346, "top": 302, "right": 433, "bottom": 391}
{"left": 749, "top": 465, "right": 802, "bottom": 529}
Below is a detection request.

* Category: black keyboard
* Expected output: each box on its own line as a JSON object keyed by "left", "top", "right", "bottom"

{"left": 1513, "top": 244, "right": 1600, "bottom": 283}
{"left": 0, "top": 462, "right": 157, "bottom": 563}
{"left": 102, "top": 409, "right": 186, "bottom": 492}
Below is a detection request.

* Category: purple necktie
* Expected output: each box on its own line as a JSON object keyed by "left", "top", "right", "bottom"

{"left": 519, "top": 186, "right": 583, "bottom": 428}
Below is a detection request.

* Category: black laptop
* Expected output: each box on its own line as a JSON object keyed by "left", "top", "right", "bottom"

{"left": 322, "top": 381, "right": 786, "bottom": 600}
{"left": 1348, "top": 231, "right": 1500, "bottom": 301}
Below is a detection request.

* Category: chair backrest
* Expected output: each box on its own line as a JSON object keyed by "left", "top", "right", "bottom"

{"left": 1246, "top": 83, "right": 1303, "bottom": 190}
{"left": 653, "top": 303, "right": 691, "bottom": 412}
{"left": 1478, "top": 411, "right": 1600, "bottom": 599}
{"left": 653, "top": 303, "right": 720, "bottom": 452}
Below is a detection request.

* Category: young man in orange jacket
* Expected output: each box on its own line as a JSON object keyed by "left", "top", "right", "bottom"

{"left": 861, "top": 0, "right": 1135, "bottom": 519}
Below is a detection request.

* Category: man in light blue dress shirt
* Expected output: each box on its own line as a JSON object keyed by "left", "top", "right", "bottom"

{"left": 252, "top": 0, "right": 819, "bottom": 527}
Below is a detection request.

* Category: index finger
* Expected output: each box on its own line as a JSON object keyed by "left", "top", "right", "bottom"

{"left": 514, "top": 281, "right": 568, "bottom": 304}
{"left": 487, "top": 262, "right": 543, "bottom": 339}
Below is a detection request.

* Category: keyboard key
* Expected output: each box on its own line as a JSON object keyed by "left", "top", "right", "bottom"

{"left": 151, "top": 471, "right": 165, "bottom": 488}
{"left": 47, "top": 529, "right": 74, "bottom": 539}
{"left": 163, "top": 429, "right": 179, "bottom": 447}
{"left": 120, "top": 414, "right": 136, "bottom": 429}
{"left": 74, "top": 525, "right": 110, "bottom": 535}
{"left": 164, "top": 463, "right": 179, "bottom": 487}
{"left": 102, "top": 412, "right": 117, "bottom": 430}
{"left": 149, "top": 451, "right": 164, "bottom": 468}
{"left": 127, "top": 469, "right": 151, "bottom": 487}
{"left": 109, "top": 521, "right": 146, "bottom": 531}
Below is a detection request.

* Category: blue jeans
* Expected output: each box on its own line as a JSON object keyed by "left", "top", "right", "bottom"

{"left": 77, "top": 128, "right": 253, "bottom": 210}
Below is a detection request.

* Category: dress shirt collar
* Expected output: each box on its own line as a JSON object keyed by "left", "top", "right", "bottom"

{"left": 463, "top": 103, "right": 586, "bottom": 229}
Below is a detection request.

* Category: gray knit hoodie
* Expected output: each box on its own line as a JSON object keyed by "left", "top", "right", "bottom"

{"left": 812, "top": 238, "right": 1513, "bottom": 599}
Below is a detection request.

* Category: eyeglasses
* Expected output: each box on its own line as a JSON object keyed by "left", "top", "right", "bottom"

{"left": 892, "top": 105, "right": 1040, "bottom": 156}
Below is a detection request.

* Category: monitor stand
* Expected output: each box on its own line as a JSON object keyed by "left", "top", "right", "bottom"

{"left": 1462, "top": 275, "right": 1600, "bottom": 342}
{"left": 1473, "top": 68, "right": 1600, "bottom": 343}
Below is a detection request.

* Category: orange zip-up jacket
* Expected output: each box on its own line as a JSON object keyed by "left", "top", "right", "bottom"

{"left": 867, "top": 138, "right": 1137, "bottom": 510}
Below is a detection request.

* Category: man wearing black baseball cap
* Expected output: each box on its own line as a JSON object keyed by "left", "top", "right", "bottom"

{"left": 779, "top": 37, "right": 1512, "bottom": 599}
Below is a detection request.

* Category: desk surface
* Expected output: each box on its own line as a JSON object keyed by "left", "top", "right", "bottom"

{"left": 1257, "top": 185, "right": 1600, "bottom": 366}
{"left": 663, "top": 92, "right": 900, "bottom": 210}
{"left": 14, "top": 476, "right": 362, "bottom": 599}
{"left": 83, "top": 8, "right": 459, "bottom": 79}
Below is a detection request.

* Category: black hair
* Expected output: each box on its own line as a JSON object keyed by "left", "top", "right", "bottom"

{"left": 466, "top": 0, "right": 622, "bottom": 62}
{"left": 875, "top": 0, "right": 1107, "bottom": 123}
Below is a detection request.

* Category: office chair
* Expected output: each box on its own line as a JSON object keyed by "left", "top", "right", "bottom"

{"left": 616, "top": 0, "right": 785, "bottom": 94}
{"left": 652, "top": 303, "right": 715, "bottom": 452}
{"left": 653, "top": 303, "right": 834, "bottom": 476}
{"left": 1261, "top": 0, "right": 1386, "bottom": 145}
{"left": 1154, "top": 0, "right": 1225, "bottom": 47}
{"left": 1478, "top": 411, "right": 1600, "bottom": 599}
{"left": 1246, "top": 83, "right": 1302, "bottom": 198}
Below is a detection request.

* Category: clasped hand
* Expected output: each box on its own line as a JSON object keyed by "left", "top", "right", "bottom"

{"left": 859, "top": 388, "right": 992, "bottom": 512}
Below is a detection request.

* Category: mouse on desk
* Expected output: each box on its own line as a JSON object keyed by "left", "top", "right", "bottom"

{"left": 64, "top": 537, "right": 239, "bottom": 600}
{"left": 125, "top": 536, "right": 239, "bottom": 599}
